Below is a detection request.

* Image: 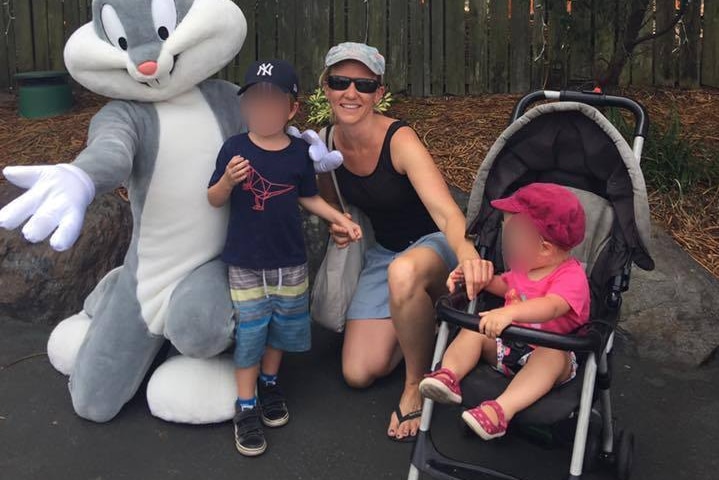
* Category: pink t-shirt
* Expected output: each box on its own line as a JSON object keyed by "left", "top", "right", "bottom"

{"left": 500, "top": 257, "right": 590, "bottom": 334}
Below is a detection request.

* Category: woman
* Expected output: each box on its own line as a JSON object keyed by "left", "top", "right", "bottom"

{"left": 317, "top": 43, "right": 492, "bottom": 441}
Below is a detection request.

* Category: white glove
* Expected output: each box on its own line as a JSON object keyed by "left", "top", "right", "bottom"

{"left": 288, "top": 126, "right": 344, "bottom": 173}
{"left": 0, "top": 164, "right": 95, "bottom": 251}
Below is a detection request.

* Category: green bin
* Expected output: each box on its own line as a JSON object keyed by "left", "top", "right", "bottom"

{"left": 14, "top": 71, "right": 74, "bottom": 119}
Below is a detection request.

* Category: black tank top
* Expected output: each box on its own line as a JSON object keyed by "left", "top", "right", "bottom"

{"left": 335, "top": 120, "right": 439, "bottom": 252}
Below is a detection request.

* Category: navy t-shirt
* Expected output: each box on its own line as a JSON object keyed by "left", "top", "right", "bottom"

{"left": 208, "top": 133, "right": 318, "bottom": 269}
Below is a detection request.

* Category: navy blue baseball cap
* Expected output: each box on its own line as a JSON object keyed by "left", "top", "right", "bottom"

{"left": 237, "top": 59, "right": 300, "bottom": 97}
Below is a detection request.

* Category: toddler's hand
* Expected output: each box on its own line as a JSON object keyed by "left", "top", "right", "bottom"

{"left": 339, "top": 217, "right": 362, "bottom": 242}
{"left": 223, "top": 156, "right": 250, "bottom": 186}
{"left": 446, "top": 266, "right": 465, "bottom": 293}
{"left": 478, "top": 308, "right": 513, "bottom": 339}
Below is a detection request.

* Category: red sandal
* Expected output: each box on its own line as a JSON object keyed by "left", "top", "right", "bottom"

{"left": 419, "top": 367, "right": 462, "bottom": 405}
{"left": 462, "top": 400, "right": 508, "bottom": 440}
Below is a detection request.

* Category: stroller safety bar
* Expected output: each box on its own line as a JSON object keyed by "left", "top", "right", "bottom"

{"left": 511, "top": 90, "right": 649, "bottom": 139}
{"left": 435, "top": 296, "right": 603, "bottom": 354}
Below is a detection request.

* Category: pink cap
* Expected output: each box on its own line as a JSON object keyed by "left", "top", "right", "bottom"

{"left": 491, "top": 183, "right": 586, "bottom": 250}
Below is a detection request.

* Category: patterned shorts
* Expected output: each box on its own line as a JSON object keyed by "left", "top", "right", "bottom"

{"left": 494, "top": 338, "right": 578, "bottom": 384}
{"left": 229, "top": 263, "right": 311, "bottom": 368}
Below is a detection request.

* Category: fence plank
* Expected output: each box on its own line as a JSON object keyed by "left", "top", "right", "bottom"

{"left": 277, "top": 0, "right": 297, "bottom": 65}
{"left": 32, "top": 0, "right": 50, "bottom": 70}
{"left": 0, "top": 2, "right": 9, "bottom": 88}
{"left": 593, "top": 0, "right": 619, "bottom": 87}
{"left": 509, "top": 0, "right": 531, "bottom": 93}
{"left": 78, "top": 0, "right": 90, "bottom": 24}
{"left": 63, "top": 0, "right": 80, "bottom": 43}
{"left": 296, "top": 0, "right": 330, "bottom": 92}
{"left": 387, "top": 0, "right": 408, "bottom": 93}
{"left": 488, "top": 0, "right": 509, "bottom": 92}
{"left": 678, "top": 0, "right": 700, "bottom": 88}
{"left": 408, "top": 0, "right": 427, "bottom": 95}
{"left": 256, "top": 0, "right": 276, "bottom": 59}
{"left": 547, "top": 0, "right": 569, "bottom": 88}
{"left": 367, "top": 0, "right": 386, "bottom": 52}
{"left": 346, "top": 0, "right": 368, "bottom": 42}
{"left": 14, "top": 0, "right": 33, "bottom": 72}
{"left": 467, "top": 0, "right": 488, "bottom": 94}
{"left": 703, "top": 0, "right": 719, "bottom": 87}
{"left": 445, "top": 0, "right": 465, "bottom": 95}
{"left": 429, "top": 0, "right": 444, "bottom": 94}
{"left": 568, "top": 0, "right": 594, "bottom": 87}
{"left": 235, "top": 0, "right": 256, "bottom": 77}
{"left": 654, "top": 0, "right": 677, "bottom": 86}
{"left": 48, "top": 0, "right": 65, "bottom": 70}
{"left": 332, "top": 0, "right": 347, "bottom": 44}
{"left": 530, "top": 0, "right": 548, "bottom": 89}
{"left": 629, "top": 4, "right": 654, "bottom": 86}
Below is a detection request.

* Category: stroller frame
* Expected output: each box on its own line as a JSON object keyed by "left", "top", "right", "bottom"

{"left": 407, "top": 89, "right": 649, "bottom": 480}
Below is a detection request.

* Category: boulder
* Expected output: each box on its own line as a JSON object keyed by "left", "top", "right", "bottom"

{"left": 0, "top": 184, "right": 132, "bottom": 325}
{"left": 621, "top": 225, "right": 719, "bottom": 367}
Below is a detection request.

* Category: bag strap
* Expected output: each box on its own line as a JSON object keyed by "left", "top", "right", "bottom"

{"left": 324, "top": 125, "right": 347, "bottom": 213}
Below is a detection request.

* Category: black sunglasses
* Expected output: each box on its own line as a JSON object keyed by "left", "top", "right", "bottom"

{"left": 326, "top": 75, "right": 381, "bottom": 94}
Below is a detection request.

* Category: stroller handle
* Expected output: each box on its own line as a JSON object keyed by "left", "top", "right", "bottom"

{"left": 511, "top": 90, "right": 649, "bottom": 138}
{"left": 436, "top": 295, "right": 603, "bottom": 354}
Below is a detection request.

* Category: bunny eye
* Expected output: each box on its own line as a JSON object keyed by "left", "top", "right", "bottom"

{"left": 100, "top": 5, "right": 128, "bottom": 51}
{"left": 152, "top": 0, "right": 177, "bottom": 40}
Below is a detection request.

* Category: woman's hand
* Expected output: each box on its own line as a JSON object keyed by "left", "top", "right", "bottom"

{"left": 450, "top": 244, "right": 494, "bottom": 300}
{"left": 337, "top": 215, "right": 362, "bottom": 242}
{"left": 330, "top": 212, "right": 354, "bottom": 248}
{"left": 478, "top": 307, "right": 513, "bottom": 339}
{"left": 222, "top": 156, "right": 250, "bottom": 187}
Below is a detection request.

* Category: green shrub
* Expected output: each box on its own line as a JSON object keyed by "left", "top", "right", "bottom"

{"left": 304, "top": 87, "right": 393, "bottom": 127}
{"left": 607, "top": 107, "right": 717, "bottom": 194}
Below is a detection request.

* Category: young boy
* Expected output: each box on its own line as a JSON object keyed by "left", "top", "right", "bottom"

{"left": 419, "top": 183, "right": 590, "bottom": 440}
{"left": 208, "top": 59, "right": 362, "bottom": 456}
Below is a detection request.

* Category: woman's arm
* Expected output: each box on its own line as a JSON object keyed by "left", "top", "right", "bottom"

{"left": 316, "top": 172, "right": 355, "bottom": 247}
{"left": 391, "top": 127, "right": 492, "bottom": 299}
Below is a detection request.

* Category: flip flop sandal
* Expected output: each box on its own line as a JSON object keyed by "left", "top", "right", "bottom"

{"left": 388, "top": 404, "right": 423, "bottom": 443}
{"left": 419, "top": 367, "right": 462, "bottom": 405}
{"left": 461, "top": 400, "right": 508, "bottom": 441}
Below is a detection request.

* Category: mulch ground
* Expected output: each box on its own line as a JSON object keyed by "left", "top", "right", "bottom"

{"left": 1, "top": 87, "right": 717, "bottom": 277}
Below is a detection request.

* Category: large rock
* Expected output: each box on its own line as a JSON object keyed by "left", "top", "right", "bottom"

{"left": 621, "top": 225, "right": 719, "bottom": 367}
{"left": 0, "top": 184, "right": 132, "bottom": 325}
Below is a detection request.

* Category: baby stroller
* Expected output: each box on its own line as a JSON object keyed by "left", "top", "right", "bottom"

{"left": 408, "top": 90, "right": 654, "bottom": 480}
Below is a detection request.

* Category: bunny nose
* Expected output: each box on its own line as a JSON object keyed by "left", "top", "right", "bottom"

{"left": 137, "top": 61, "right": 158, "bottom": 76}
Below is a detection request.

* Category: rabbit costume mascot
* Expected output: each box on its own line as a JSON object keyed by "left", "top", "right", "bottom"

{"left": 0, "top": 0, "right": 340, "bottom": 424}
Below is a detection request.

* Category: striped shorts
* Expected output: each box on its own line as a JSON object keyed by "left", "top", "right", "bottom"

{"left": 229, "top": 263, "right": 311, "bottom": 368}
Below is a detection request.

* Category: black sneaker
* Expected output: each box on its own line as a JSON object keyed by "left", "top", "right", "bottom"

{"left": 258, "top": 381, "right": 290, "bottom": 427}
{"left": 233, "top": 406, "right": 267, "bottom": 456}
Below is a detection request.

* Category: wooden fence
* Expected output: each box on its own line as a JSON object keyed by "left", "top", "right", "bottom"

{"left": 1, "top": 0, "right": 718, "bottom": 95}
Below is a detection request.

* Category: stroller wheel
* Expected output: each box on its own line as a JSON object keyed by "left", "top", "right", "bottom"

{"left": 615, "top": 429, "right": 635, "bottom": 480}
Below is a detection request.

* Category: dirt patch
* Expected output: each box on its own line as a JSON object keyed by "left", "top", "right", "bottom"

{"left": 1, "top": 87, "right": 717, "bottom": 277}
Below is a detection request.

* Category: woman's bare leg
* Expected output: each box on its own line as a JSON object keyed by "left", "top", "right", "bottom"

{"left": 342, "top": 319, "right": 403, "bottom": 388}
{"left": 387, "top": 247, "right": 450, "bottom": 440}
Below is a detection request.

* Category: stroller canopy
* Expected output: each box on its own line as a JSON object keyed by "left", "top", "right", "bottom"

{"left": 465, "top": 101, "right": 654, "bottom": 273}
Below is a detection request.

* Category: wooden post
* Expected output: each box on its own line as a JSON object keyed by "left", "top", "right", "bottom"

{"left": 296, "top": 0, "right": 331, "bottom": 93}
{"left": 547, "top": 0, "right": 569, "bottom": 88}
{"left": 256, "top": 0, "right": 277, "bottom": 59}
{"left": 445, "top": 0, "right": 466, "bottom": 95}
{"left": 430, "top": 0, "right": 445, "bottom": 95}
{"left": 235, "top": 0, "right": 257, "bottom": 79}
{"left": 678, "top": 0, "right": 700, "bottom": 88}
{"left": 409, "top": 0, "right": 428, "bottom": 95}
{"left": 568, "top": 0, "right": 594, "bottom": 87}
{"left": 531, "top": 0, "right": 548, "bottom": 89}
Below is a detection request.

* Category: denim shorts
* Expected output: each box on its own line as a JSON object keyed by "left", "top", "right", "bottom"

{"left": 345, "top": 231, "right": 458, "bottom": 320}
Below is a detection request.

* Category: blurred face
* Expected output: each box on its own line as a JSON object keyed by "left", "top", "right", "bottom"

{"left": 322, "top": 60, "right": 385, "bottom": 126}
{"left": 501, "top": 213, "right": 555, "bottom": 272}
{"left": 240, "top": 82, "right": 299, "bottom": 137}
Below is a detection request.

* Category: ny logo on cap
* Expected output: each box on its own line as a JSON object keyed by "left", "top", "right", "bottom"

{"left": 257, "top": 63, "right": 274, "bottom": 76}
